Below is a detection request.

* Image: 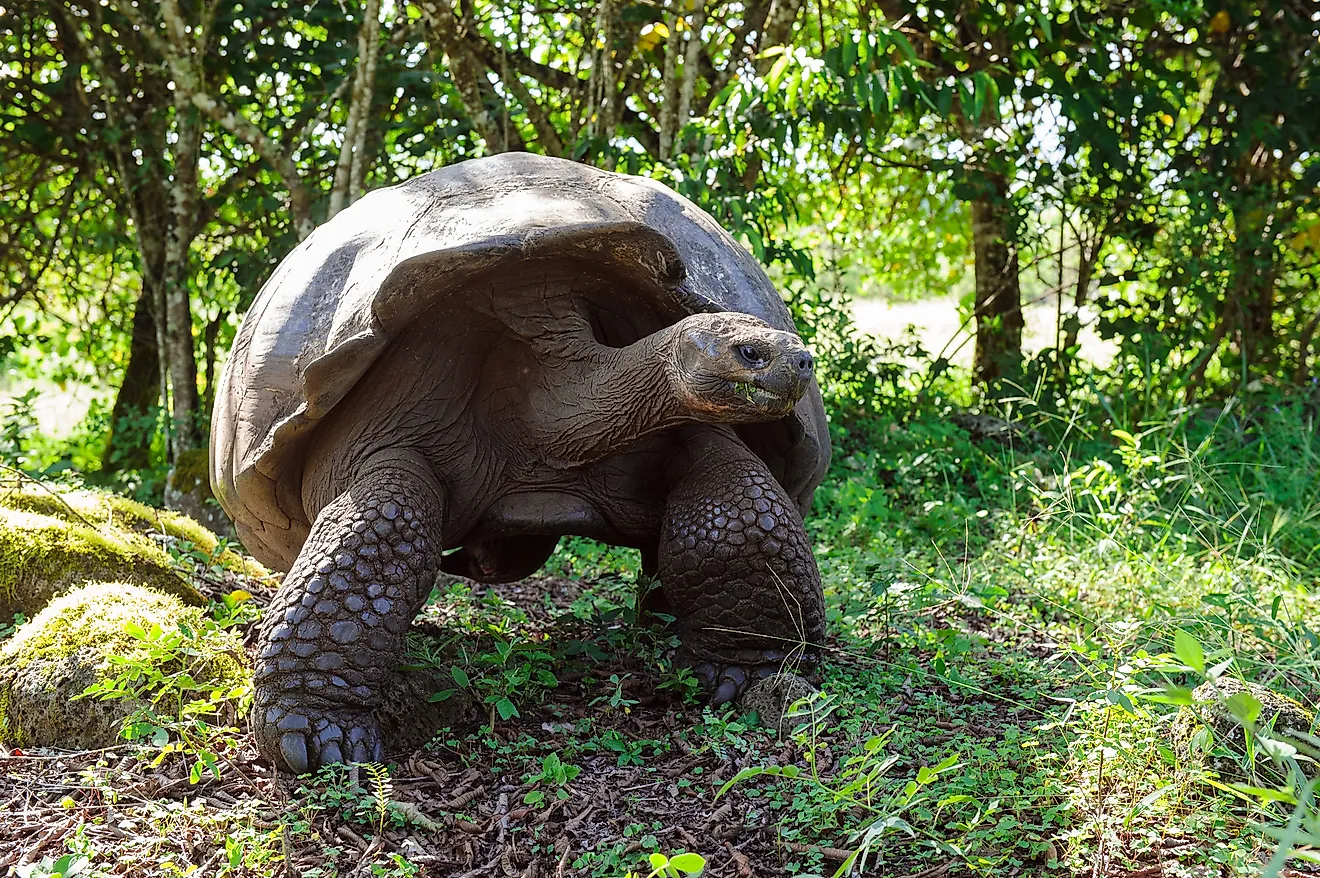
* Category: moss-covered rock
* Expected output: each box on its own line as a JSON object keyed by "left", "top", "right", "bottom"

{"left": 0, "top": 484, "right": 264, "bottom": 579}
{"left": 740, "top": 673, "right": 820, "bottom": 735}
{"left": 1170, "top": 678, "right": 1316, "bottom": 781}
{"left": 0, "top": 581, "right": 248, "bottom": 750}
{"left": 0, "top": 502, "right": 205, "bottom": 620}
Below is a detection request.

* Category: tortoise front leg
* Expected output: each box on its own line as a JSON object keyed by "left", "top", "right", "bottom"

{"left": 253, "top": 452, "right": 445, "bottom": 773}
{"left": 657, "top": 428, "right": 826, "bottom": 705}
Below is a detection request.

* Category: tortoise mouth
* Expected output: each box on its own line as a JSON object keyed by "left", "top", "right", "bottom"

{"left": 713, "top": 372, "right": 807, "bottom": 419}
{"left": 730, "top": 380, "right": 800, "bottom": 413}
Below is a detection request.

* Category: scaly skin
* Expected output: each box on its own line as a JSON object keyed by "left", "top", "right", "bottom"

{"left": 252, "top": 452, "right": 444, "bottom": 773}
{"left": 657, "top": 428, "right": 826, "bottom": 704}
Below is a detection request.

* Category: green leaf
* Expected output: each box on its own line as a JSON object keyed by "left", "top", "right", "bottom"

{"left": 1106, "top": 689, "right": 1136, "bottom": 714}
{"left": 1037, "top": 10, "right": 1054, "bottom": 41}
{"left": 1174, "top": 630, "right": 1205, "bottom": 675}
{"left": 450, "top": 666, "right": 470, "bottom": 688}
{"left": 1227, "top": 783, "right": 1298, "bottom": 805}
{"left": 1141, "top": 685, "right": 1194, "bottom": 706}
{"left": 766, "top": 52, "right": 793, "bottom": 92}
{"left": 1226, "top": 691, "right": 1262, "bottom": 725}
{"left": 649, "top": 853, "right": 669, "bottom": 871}
{"left": 1112, "top": 428, "right": 1138, "bottom": 447}
{"left": 496, "top": 698, "right": 519, "bottom": 720}
{"left": 668, "top": 852, "right": 706, "bottom": 874}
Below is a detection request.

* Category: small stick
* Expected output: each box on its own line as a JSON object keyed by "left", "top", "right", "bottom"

{"left": 0, "top": 463, "right": 98, "bottom": 530}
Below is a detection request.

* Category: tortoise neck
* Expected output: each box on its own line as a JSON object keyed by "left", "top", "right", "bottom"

{"left": 523, "top": 323, "right": 691, "bottom": 468}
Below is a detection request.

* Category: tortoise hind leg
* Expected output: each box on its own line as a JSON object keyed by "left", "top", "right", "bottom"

{"left": 440, "top": 535, "right": 559, "bottom": 583}
{"left": 253, "top": 451, "right": 445, "bottom": 773}
{"left": 656, "top": 427, "right": 826, "bottom": 705}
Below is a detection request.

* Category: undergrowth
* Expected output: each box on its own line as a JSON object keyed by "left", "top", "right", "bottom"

{"left": 3, "top": 306, "right": 1319, "bottom": 876}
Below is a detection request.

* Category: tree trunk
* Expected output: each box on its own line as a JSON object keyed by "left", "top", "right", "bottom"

{"left": 163, "top": 101, "right": 203, "bottom": 458}
{"left": 1234, "top": 201, "right": 1281, "bottom": 380}
{"left": 420, "top": 0, "right": 524, "bottom": 153}
{"left": 201, "top": 313, "right": 223, "bottom": 420}
{"left": 970, "top": 174, "right": 1023, "bottom": 384}
{"left": 657, "top": 7, "right": 680, "bottom": 157}
{"left": 330, "top": 0, "right": 382, "bottom": 218}
{"left": 101, "top": 286, "right": 160, "bottom": 471}
{"left": 676, "top": 6, "right": 707, "bottom": 130}
{"left": 1059, "top": 229, "right": 1102, "bottom": 377}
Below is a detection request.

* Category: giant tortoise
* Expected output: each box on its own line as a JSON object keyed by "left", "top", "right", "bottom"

{"left": 211, "top": 153, "right": 830, "bottom": 773}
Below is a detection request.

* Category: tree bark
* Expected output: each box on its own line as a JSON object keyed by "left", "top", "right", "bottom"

{"left": 658, "top": 8, "right": 681, "bottom": 157}
{"left": 101, "top": 286, "right": 160, "bottom": 471}
{"left": 162, "top": 100, "right": 203, "bottom": 457}
{"left": 970, "top": 173, "right": 1023, "bottom": 384}
{"left": 584, "top": 0, "right": 620, "bottom": 143}
{"left": 332, "top": 0, "right": 381, "bottom": 216}
{"left": 201, "top": 312, "right": 223, "bottom": 420}
{"left": 420, "top": 0, "right": 525, "bottom": 153}
{"left": 676, "top": 6, "right": 707, "bottom": 131}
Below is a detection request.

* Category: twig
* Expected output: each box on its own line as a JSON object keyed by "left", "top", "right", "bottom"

{"left": 0, "top": 462, "right": 98, "bottom": 530}
{"left": 782, "top": 840, "right": 856, "bottom": 861}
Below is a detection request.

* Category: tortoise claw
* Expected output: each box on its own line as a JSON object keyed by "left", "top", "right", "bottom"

{"left": 280, "top": 733, "right": 310, "bottom": 775}
{"left": 680, "top": 649, "right": 808, "bottom": 706}
{"left": 711, "top": 678, "right": 741, "bottom": 706}
{"left": 257, "top": 695, "right": 384, "bottom": 774}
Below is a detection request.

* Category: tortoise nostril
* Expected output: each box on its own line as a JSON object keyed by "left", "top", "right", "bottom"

{"left": 797, "top": 353, "right": 814, "bottom": 374}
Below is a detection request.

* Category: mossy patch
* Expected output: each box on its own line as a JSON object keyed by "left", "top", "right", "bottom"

{"left": 0, "top": 504, "right": 204, "bottom": 620}
{"left": 0, "top": 484, "right": 266, "bottom": 579}
{"left": 0, "top": 581, "right": 249, "bottom": 749}
{"left": 1170, "top": 678, "right": 1316, "bottom": 782}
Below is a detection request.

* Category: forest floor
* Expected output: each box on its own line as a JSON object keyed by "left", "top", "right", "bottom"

{"left": 2, "top": 403, "right": 1320, "bottom": 878}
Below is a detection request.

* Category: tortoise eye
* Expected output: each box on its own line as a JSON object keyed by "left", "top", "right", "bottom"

{"left": 737, "top": 345, "right": 766, "bottom": 367}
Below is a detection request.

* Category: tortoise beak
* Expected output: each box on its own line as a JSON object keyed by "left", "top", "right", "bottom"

{"left": 751, "top": 343, "right": 814, "bottom": 406}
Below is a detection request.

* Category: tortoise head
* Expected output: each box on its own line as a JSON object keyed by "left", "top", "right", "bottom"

{"left": 668, "top": 312, "right": 816, "bottom": 420}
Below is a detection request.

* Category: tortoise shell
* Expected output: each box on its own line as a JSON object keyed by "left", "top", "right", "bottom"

{"left": 211, "top": 153, "right": 829, "bottom": 570}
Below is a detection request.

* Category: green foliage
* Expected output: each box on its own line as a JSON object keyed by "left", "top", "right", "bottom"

{"left": 522, "top": 752, "right": 582, "bottom": 805}
{"left": 625, "top": 851, "right": 706, "bottom": 878}
{"left": 76, "top": 613, "right": 251, "bottom": 784}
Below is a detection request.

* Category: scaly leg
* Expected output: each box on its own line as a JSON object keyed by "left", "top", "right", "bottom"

{"left": 657, "top": 428, "right": 826, "bottom": 705}
{"left": 252, "top": 451, "right": 445, "bottom": 773}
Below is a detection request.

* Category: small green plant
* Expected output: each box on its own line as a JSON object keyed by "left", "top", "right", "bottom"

{"left": 655, "top": 662, "right": 702, "bottom": 703}
{"left": 363, "top": 761, "right": 394, "bottom": 834}
{"left": 367, "top": 854, "right": 421, "bottom": 877}
{"left": 597, "top": 729, "right": 648, "bottom": 766}
{"left": 717, "top": 726, "right": 963, "bottom": 878}
{"left": 298, "top": 763, "right": 414, "bottom": 832}
{"left": 165, "top": 537, "right": 235, "bottom": 586}
{"left": 212, "top": 588, "right": 260, "bottom": 627}
{"left": 0, "top": 611, "right": 27, "bottom": 640}
{"left": 522, "top": 751, "right": 581, "bottom": 805}
{"left": 692, "top": 706, "right": 754, "bottom": 760}
{"left": 624, "top": 851, "right": 706, "bottom": 878}
{"left": 76, "top": 617, "right": 250, "bottom": 784}
{"left": 589, "top": 673, "right": 639, "bottom": 714}
{"left": 428, "top": 632, "right": 558, "bottom": 725}
{"left": 14, "top": 824, "right": 102, "bottom": 878}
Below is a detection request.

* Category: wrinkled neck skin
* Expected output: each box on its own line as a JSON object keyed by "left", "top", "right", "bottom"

{"left": 520, "top": 320, "right": 706, "bottom": 468}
